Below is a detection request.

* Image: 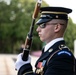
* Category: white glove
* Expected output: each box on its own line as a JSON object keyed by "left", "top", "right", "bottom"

{"left": 15, "top": 53, "right": 31, "bottom": 71}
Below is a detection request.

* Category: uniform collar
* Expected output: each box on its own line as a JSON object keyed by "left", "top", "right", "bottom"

{"left": 44, "top": 38, "right": 64, "bottom": 52}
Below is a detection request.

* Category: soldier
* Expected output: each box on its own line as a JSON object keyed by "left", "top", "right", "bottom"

{"left": 15, "top": 7, "right": 75, "bottom": 75}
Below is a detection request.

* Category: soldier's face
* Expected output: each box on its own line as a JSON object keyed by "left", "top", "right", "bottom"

{"left": 36, "top": 21, "right": 56, "bottom": 43}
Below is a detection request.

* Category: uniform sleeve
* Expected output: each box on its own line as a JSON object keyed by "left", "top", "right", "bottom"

{"left": 44, "top": 51, "right": 74, "bottom": 75}
{"left": 17, "top": 63, "right": 36, "bottom": 75}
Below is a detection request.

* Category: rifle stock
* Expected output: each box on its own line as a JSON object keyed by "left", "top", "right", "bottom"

{"left": 22, "top": 0, "right": 42, "bottom": 61}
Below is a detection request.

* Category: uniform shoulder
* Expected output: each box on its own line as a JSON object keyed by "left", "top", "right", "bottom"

{"left": 57, "top": 45, "right": 73, "bottom": 56}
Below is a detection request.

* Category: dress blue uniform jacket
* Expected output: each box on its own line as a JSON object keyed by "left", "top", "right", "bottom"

{"left": 17, "top": 40, "right": 75, "bottom": 75}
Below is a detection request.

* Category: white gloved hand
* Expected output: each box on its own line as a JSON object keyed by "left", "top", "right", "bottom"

{"left": 15, "top": 53, "right": 31, "bottom": 71}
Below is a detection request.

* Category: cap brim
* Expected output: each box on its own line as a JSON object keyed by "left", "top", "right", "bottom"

{"left": 36, "top": 18, "right": 51, "bottom": 25}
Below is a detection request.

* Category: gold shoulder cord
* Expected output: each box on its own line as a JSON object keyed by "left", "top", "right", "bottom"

{"left": 23, "top": 71, "right": 33, "bottom": 75}
{"left": 47, "top": 44, "right": 65, "bottom": 65}
{"left": 47, "top": 50, "right": 60, "bottom": 65}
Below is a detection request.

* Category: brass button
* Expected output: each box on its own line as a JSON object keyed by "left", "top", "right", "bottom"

{"left": 49, "top": 49, "right": 53, "bottom": 52}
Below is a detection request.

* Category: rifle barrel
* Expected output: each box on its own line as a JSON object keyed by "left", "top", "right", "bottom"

{"left": 22, "top": 0, "right": 42, "bottom": 61}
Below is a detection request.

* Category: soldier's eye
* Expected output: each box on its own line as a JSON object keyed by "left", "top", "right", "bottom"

{"left": 39, "top": 23, "right": 46, "bottom": 28}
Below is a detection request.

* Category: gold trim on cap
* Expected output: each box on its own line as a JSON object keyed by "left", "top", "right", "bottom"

{"left": 42, "top": 11, "right": 67, "bottom": 15}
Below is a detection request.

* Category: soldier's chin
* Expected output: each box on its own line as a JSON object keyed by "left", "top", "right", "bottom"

{"left": 40, "top": 38, "right": 45, "bottom": 42}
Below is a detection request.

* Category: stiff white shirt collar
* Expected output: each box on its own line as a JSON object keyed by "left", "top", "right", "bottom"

{"left": 44, "top": 38, "right": 64, "bottom": 52}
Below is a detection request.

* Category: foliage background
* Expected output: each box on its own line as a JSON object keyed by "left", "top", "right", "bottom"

{"left": 0, "top": 0, "right": 76, "bottom": 54}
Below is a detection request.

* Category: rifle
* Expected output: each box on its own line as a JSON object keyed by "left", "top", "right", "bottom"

{"left": 22, "top": 0, "right": 42, "bottom": 61}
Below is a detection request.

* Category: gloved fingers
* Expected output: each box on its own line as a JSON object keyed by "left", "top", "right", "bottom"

{"left": 17, "top": 53, "right": 31, "bottom": 63}
{"left": 15, "top": 53, "right": 31, "bottom": 71}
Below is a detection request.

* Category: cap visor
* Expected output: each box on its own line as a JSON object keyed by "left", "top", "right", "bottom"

{"left": 36, "top": 18, "right": 51, "bottom": 25}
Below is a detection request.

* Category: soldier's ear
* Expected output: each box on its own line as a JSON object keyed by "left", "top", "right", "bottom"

{"left": 54, "top": 24, "right": 61, "bottom": 32}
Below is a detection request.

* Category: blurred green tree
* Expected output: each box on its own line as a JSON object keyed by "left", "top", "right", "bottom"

{"left": 0, "top": 0, "right": 48, "bottom": 53}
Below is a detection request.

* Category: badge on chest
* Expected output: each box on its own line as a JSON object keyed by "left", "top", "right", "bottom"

{"left": 36, "top": 60, "right": 46, "bottom": 75}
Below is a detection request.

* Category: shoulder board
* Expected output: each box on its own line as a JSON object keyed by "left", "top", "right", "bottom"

{"left": 59, "top": 44, "right": 69, "bottom": 50}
